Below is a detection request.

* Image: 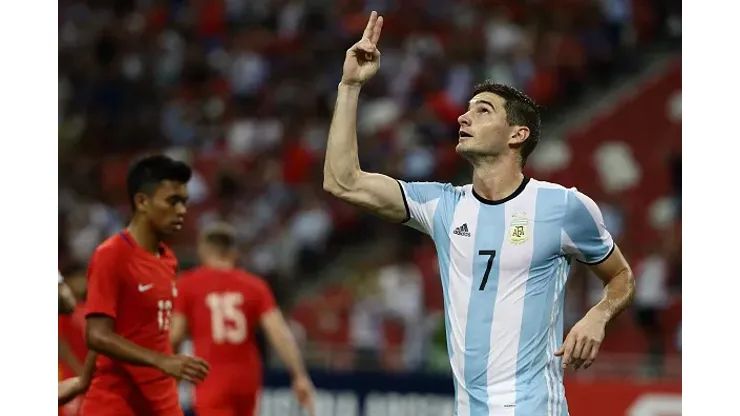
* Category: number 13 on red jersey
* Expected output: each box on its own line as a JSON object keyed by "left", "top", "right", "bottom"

{"left": 158, "top": 300, "right": 173, "bottom": 331}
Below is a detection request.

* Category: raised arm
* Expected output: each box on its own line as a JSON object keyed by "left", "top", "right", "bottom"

{"left": 322, "top": 11, "right": 407, "bottom": 223}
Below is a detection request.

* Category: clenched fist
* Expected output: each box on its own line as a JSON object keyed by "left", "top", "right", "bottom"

{"left": 341, "top": 11, "right": 384, "bottom": 87}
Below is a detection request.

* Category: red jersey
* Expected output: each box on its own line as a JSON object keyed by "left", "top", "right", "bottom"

{"left": 80, "top": 231, "right": 181, "bottom": 416}
{"left": 59, "top": 303, "right": 88, "bottom": 380}
{"left": 174, "top": 266, "right": 276, "bottom": 395}
{"left": 59, "top": 303, "right": 88, "bottom": 416}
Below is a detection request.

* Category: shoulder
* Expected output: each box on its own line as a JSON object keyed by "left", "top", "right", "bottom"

{"left": 526, "top": 178, "right": 589, "bottom": 210}
{"left": 240, "top": 270, "right": 268, "bottom": 286}
{"left": 177, "top": 268, "right": 198, "bottom": 284}
{"left": 560, "top": 185, "right": 601, "bottom": 213}
{"left": 529, "top": 178, "right": 568, "bottom": 191}
{"left": 176, "top": 267, "right": 208, "bottom": 292}
{"left": 399, "top": 180, "right": 467, "bottom": 202}
{"left": 240, "top": 270, "right": 273, "bottom": 293}
{"left": 91, "top": 234, "right": 128, "bottom": 262}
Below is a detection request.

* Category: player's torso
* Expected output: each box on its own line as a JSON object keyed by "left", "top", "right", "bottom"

{"left": 85, "top": 236, "right": 181, "bottom": 413}
{"left": 115, "top": 249, "right": 178, "bottom": 350}
{"left": 183, "top": 269, "right": 264, "bottom": 374}
{"left": 434, "top": 181, "right": 570, "bottom": 408}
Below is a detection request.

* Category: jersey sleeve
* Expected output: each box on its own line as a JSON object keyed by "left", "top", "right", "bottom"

{"left": 85, "top": 246, "right": 122, "bottom": 319}
{"left": 561, "top": 188, "right": 615, "bottom": 264}
{"left": 397, "top": 180, "right": 450, "bottom": 236}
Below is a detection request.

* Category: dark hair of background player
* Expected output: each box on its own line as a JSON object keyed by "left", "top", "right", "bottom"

{"left": 126, "top": 155, "right": 192, "bottom": 212}
{"left": 472, "top": 81, "right": 541, "bottom": 167}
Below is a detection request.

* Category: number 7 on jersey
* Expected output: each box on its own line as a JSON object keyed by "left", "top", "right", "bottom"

{"left": 478, "top": 250, "right": 497, "bottom": 291}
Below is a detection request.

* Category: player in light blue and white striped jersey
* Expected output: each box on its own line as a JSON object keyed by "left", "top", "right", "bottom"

{"left": 324, "top": 12, "right": 636, "bottom": 416}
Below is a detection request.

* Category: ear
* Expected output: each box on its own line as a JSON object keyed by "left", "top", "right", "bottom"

{"left": 509, "top": 126, "right": 530, "bottom": 147}
{"left": 133, "top": 192, "right": 148, "bottom": 212}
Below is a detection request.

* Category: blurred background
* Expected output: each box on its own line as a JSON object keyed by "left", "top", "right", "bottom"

{"left": 58, "top": 0, "right": 681, "bottom": 415}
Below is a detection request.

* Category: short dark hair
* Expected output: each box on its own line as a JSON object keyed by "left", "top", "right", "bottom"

{"left": 201, "top": 222, "right": 237, "bottom": 254}
{"left": 472, "top": 81, "right": 541, "bottom": 167}
{"left": 127, "top": 155, "right": 192, "bottom": 211}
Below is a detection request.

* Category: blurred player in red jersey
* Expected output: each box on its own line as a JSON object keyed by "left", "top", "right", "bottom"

{"left": 80, "top": 155, "right": 210, "bottom": 416}
{"left": 58, "top": 269, "right": 96, "bottom": 408}
{"left": 171, "top": 223, "right": 316, "bottom": 416}
{"left": 58, "top": 265, "right": 89, "bottom": 415}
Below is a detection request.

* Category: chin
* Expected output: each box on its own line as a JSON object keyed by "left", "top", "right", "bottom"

{"left": 456, "top": 141, "right": 477, "bottom": 159}
{"left": 159, "top": 225, "right": 182, "bottom": 237}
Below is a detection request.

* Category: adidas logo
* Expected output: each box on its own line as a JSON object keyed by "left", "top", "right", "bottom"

{"left": 453, "top": 223, "right": 471, "bottom": 237}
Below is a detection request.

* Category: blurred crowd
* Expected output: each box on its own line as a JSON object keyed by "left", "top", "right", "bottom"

{"left": 58, "top": 0, "right": 681, "bottom": 374}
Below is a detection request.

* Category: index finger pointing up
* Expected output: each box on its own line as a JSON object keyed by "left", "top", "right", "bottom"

{"left": 362, "top": 11, "right": 378, "bottom": 41}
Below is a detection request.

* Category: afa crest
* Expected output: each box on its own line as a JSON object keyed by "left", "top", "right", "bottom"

{"left": 509, "top": 213, "right": 529, "bottom": 244}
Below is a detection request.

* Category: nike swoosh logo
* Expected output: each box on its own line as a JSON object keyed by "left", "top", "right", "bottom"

{"left": 138, "top": 284, "right": 153, "bottom": 292}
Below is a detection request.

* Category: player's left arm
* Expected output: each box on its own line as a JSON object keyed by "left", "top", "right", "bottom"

{"left": 556, "top": 189, "right": 636, "bottom": 370}
{"left": 261, "top": 309, "right": 310, "bottom": 380}
{"left": 257, "top": 281, "right": 315, "bottom": 414}
{"left": 585, "top": 245, "right": 636, "bottom": 330}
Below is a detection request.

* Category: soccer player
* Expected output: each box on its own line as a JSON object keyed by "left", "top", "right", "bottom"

{"left": 58, "top": 269, "right": 96, "bottom": 409}
{"left": 323, "top": 12, "right": 636, "bottom": 416}
{"left": 170, "top": 223, "right": 315, "bottom": 416}
{"left": 59, "top": 265, "right": 89, "bottom": 415}
{"left": 59, "top": 265, "right": 88, "bottom": 379}
{"left": 80, "top": 155, "right": 210, "bottom": 416}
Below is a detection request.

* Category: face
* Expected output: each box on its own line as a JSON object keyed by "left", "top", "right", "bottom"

{"left": 135, "top": 180, "right": 189, "bottom": 235}
{"left": 456, "top": 92, "right": 529, "bottom": 161}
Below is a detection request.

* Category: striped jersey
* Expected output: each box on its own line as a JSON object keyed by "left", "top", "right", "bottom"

{"left": 397, "top": 177, "right": 614, "bottom": 416}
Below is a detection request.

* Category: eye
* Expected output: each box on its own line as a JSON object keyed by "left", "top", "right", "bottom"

{"left": 167, "top": 196, "right": 187, "bottom": 206}
{"left": 477, "top": 108, "right": 490, "bottom": 114}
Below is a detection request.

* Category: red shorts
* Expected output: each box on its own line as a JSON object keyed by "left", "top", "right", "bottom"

{"left": 80, "top": 376, "right": 182, "bottom": 416}
{"left": 195, "top": 389, "right": 260, "bottom": 416}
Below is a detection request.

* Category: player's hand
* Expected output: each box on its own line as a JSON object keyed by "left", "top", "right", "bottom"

{"left": 292, "top": 374, "right": 316, "bottom": 416}
{"left": 341, "top": 11, "right": 384, "bottom": 87}
{"left": 58, "top": 377, "right": 86, "bottom": 406}
{"left": 555, "top": 312, "right": 607, "bottom": 370}
{"left": 156, "top": 354, "right": 210, "bottom": 383}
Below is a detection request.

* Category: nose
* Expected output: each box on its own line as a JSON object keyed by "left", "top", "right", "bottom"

{"left": 458, "top": 112, "right": 470, "bottom": 127}
{"left": 176, "top": 203, "right": 187, "bottom": 216}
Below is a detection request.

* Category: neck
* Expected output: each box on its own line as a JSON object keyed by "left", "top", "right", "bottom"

{"left": 205, "top": 258, "right": 235, "bottom": 270}
{"left": 127, "top": 216, "right": 160, "bottom": 254}
{"left": 470, "top": 155, "right": 525, "bottom": 201}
